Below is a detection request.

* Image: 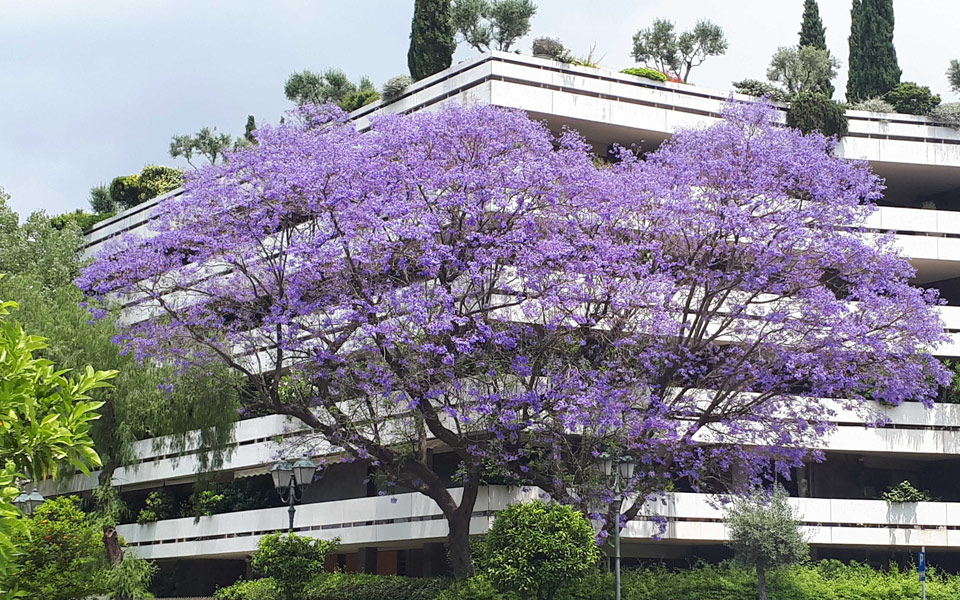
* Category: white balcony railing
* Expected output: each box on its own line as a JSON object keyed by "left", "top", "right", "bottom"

{"left": 116, "top": 486, "right": 960, "bottom": 560}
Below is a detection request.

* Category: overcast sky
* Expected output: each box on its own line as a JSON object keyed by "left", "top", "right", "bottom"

{"left": 1, "top": 0, "right": 957, "bottom": 218}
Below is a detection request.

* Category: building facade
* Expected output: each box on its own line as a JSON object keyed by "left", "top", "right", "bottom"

{"left": 69, "top": 52, "right": 960, "bottom": 596}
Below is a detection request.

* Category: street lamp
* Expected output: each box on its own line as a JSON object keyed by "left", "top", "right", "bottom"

{"left": 601, "top": 455, "right": 635, "bottom": 600}
{"left": 13, "top": 488, "right": 45, "bottom": 517}
{"left": 271, "top": 457, "right": 318, "bottom": 533}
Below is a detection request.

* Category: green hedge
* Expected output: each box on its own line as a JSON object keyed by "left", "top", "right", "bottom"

{"left": 217, "top": 561, "right": 960, "bottom": 600}
{"left": 621, "top": 561, "right": 960, "bottom": 600}
{"left": 305, "top": 572, "right": 453, "bottom": 600}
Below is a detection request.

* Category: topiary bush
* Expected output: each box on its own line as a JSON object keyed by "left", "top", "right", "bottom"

{"left": 303, "top": 572, "right": 453, "bottom": 600}
{"left": 731, "top": 79, "right": 788, "bottom": 102}
{"left": 251, "top": 534, "right": 338, "bottom": 600}
{"left": 620, "top": 67, "right": 668, "bottom": 82}
{"left": 479, "top": 500, "right": 601, "bottom": 600}
{"left": 786, "top": 91, "right": 848, "bottom": 137}
{"left": 885, "top": 82, "right": 941, "bottom": 115}
{"left": 382, "top": 75, "right": 416, "bottom": 103}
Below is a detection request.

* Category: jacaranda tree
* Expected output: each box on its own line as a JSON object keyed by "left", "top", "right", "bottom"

{"left": 79, "top": 102, "right": 948, "bottom": 575}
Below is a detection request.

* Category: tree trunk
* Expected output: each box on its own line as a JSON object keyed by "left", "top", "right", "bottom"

{"left": 103, "top": 526, "right": 124, "bottom": 566}
{"left": 757, "top": 564, "right": 767, "bottom": 600}
{"left": 446, "top": 481, "right": 480, "bottom": 577}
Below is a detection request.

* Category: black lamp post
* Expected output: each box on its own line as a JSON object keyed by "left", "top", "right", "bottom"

{"left": 601, "top": 455, "right": 636, "bottom": 600}
{"left": 13, "top": 487, "right": 45, "bottom": 517}
{"left": 271, "top": 457, "right": 319, "bottom": 533}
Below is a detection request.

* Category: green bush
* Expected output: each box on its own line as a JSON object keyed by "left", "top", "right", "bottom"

{"left": 137, "top": 488, "right": 178, "bottom": 524}
{"left": 731, "top": 79, "right": 788, "bottom": 102}
{"left": 880, "top": 480, "right": 932, "bottom": 502}
{"left": 786, "top": 92, "right": 848, "bottom": 137}
{"left": 304, "top": 572, "right": 453, "bottom": 600}
{"left": 382, "top": 75, "right": 416, "bottom": 103}
{"left": 252, "top": 533, "right": 338, "bottom": 600}
{"left": 885, "top": 82, "right": 941, "bottom": 115}
{"left": 929, "top": 102, "right": 960, "bottom": 129}
{"left": 214, "top": 577, "right": 281, "bottom": 600}
{"left": 479, "top": 500, "right": 601, "bottom": 600}
{"left": 49, "top": 209, "right": 115, "bottom": 232}
{"left": 620, "top": 67, "right": 668, "bottom": 82}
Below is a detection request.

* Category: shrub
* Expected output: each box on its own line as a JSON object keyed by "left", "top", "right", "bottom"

{"left": 11, "top": 496, "right": 109, "bottom": 600}
{"left": 929, "top": 102, "right": 960, "bottom": 128}
{"left": 436, "top": 575, "right": 509, "bottom": 600}
{"left": 251, "top": 533, "right": 338, "bottom": 600}
{"left": 620, "top": 67, "right": 668, "bottom": 82}
{"left": 880, "top": 479, "right": 932, "bottom": 502}
{"left": 732, "top": 79, "right": 788, "bottom": 102}
{"left": 339, "top": 89, "right": 381, "bottom": 112}
{"left": 885, "top": 82, "right": 941, "bottom": 115}
{"left": 852, "top": 97, "right": 896, "bottom": 113}
{"left": 304, "top": 572, "right": 453, "bottom": 600}
{"left": 532, "top": 37, "right": 565, "bottom": 59}
{"left": 137, "top": 489, "right": 178, "bottom": 524}
{"left": 766, "top": 45, "right": 838, "bottom": 96}
{"left": 786, "top": 91, "right": 848, "bottom": 137}
{"left": 479, "top": 500, "right": 601, "bottom": 600}
{"left": 382, "top": 75, "right": 416, "bottom": 103}
{"left": 214, "top": 577, "right": 281, "bottom": 600}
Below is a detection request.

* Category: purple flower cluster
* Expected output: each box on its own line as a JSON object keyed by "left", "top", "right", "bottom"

{"left": 78, "top": 101, "right": 949, "bottom": 534}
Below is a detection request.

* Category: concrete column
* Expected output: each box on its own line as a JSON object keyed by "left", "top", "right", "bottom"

{"left": 358, "top": 547, "right": 379, "bottom": 574}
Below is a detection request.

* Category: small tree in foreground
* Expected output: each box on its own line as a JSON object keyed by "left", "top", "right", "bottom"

{"left": 480, "top": 501, "right": 600, "bottom": 600}
{"left": 726, "top": 487, "right": 808, "bottom": 600}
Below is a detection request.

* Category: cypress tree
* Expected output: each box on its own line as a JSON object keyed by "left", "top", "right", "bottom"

{"left": 798, "top": 0, "right": 826, "bottom": 49}
{"left": 798, "top": 0, "right": 833, "bottom": 98}
{"left": 846, "top": 0, "right": 901, "bottom": 102}
{"left": 408, "top": 0, "right": 456, "bottom": 81}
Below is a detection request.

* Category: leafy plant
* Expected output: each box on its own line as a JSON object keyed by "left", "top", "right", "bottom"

{"left": 725, "top": 487, "right": 808, "bottom": 600}
{"left": 929, "top": 102, "right": 960, "bottom": 129}
{"left": 884, "top": 82, "right": 941, "bottom": 115}
{"left": 382, "top": 75, "right": 416, "bottom": 103}
{"left": 949, "top": 59, "right": 960, "bottom": 94}
{"left": 479, "top": 500, "right": 600, "bottom": 600}
{"left": 620, "top": 67, "right": 667, "bottom": 82}
{"left": 103, "top": 553, "right": 157, "bottom": 600}
{"left": 408, "top": 0, "right": 456, "bottom": 81}
{"left": 732, "top": 79, "right": 788, "bottom": 102}
{"left": 786, "top": 91, "right": 848, "bottom": 137}
{"left": 137, "top": 489, "right": 177, "bottom": 524}
{"left": 880, "top": 480, "right": 931, "bottom": 502}
{"left": 852, "top": 97, "right": 896, "bottom": 113}
{"left": 214, "top": 577, "right": 281, "bottom": 600}
{"left": 251, "top": 534, "right": 338, "bottom": 600}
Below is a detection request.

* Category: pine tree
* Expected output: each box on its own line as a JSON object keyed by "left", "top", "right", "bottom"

{"left": 798, "top": 0, "right": 826, "bottom": 49}
{"left": 408, "top": 0, "right": 456, "bottom": 81}
{"left": 846, "top": 0, "right": 901, "bottom": 102}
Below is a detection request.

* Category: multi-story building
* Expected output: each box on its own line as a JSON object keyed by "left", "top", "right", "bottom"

{"left": 64, "top": 51, "right": 960, "bottom": 597}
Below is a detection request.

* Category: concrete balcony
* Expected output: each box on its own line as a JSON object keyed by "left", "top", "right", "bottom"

{"left": 116, "top": 486, "right": 960, "bottom": 561}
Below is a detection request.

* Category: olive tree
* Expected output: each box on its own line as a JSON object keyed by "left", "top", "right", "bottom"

{"left": 631, "top": 19, "right": 728, "bottom": 82}
{"left": 726, "top": 487, "right": 808, "bottom": 600}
